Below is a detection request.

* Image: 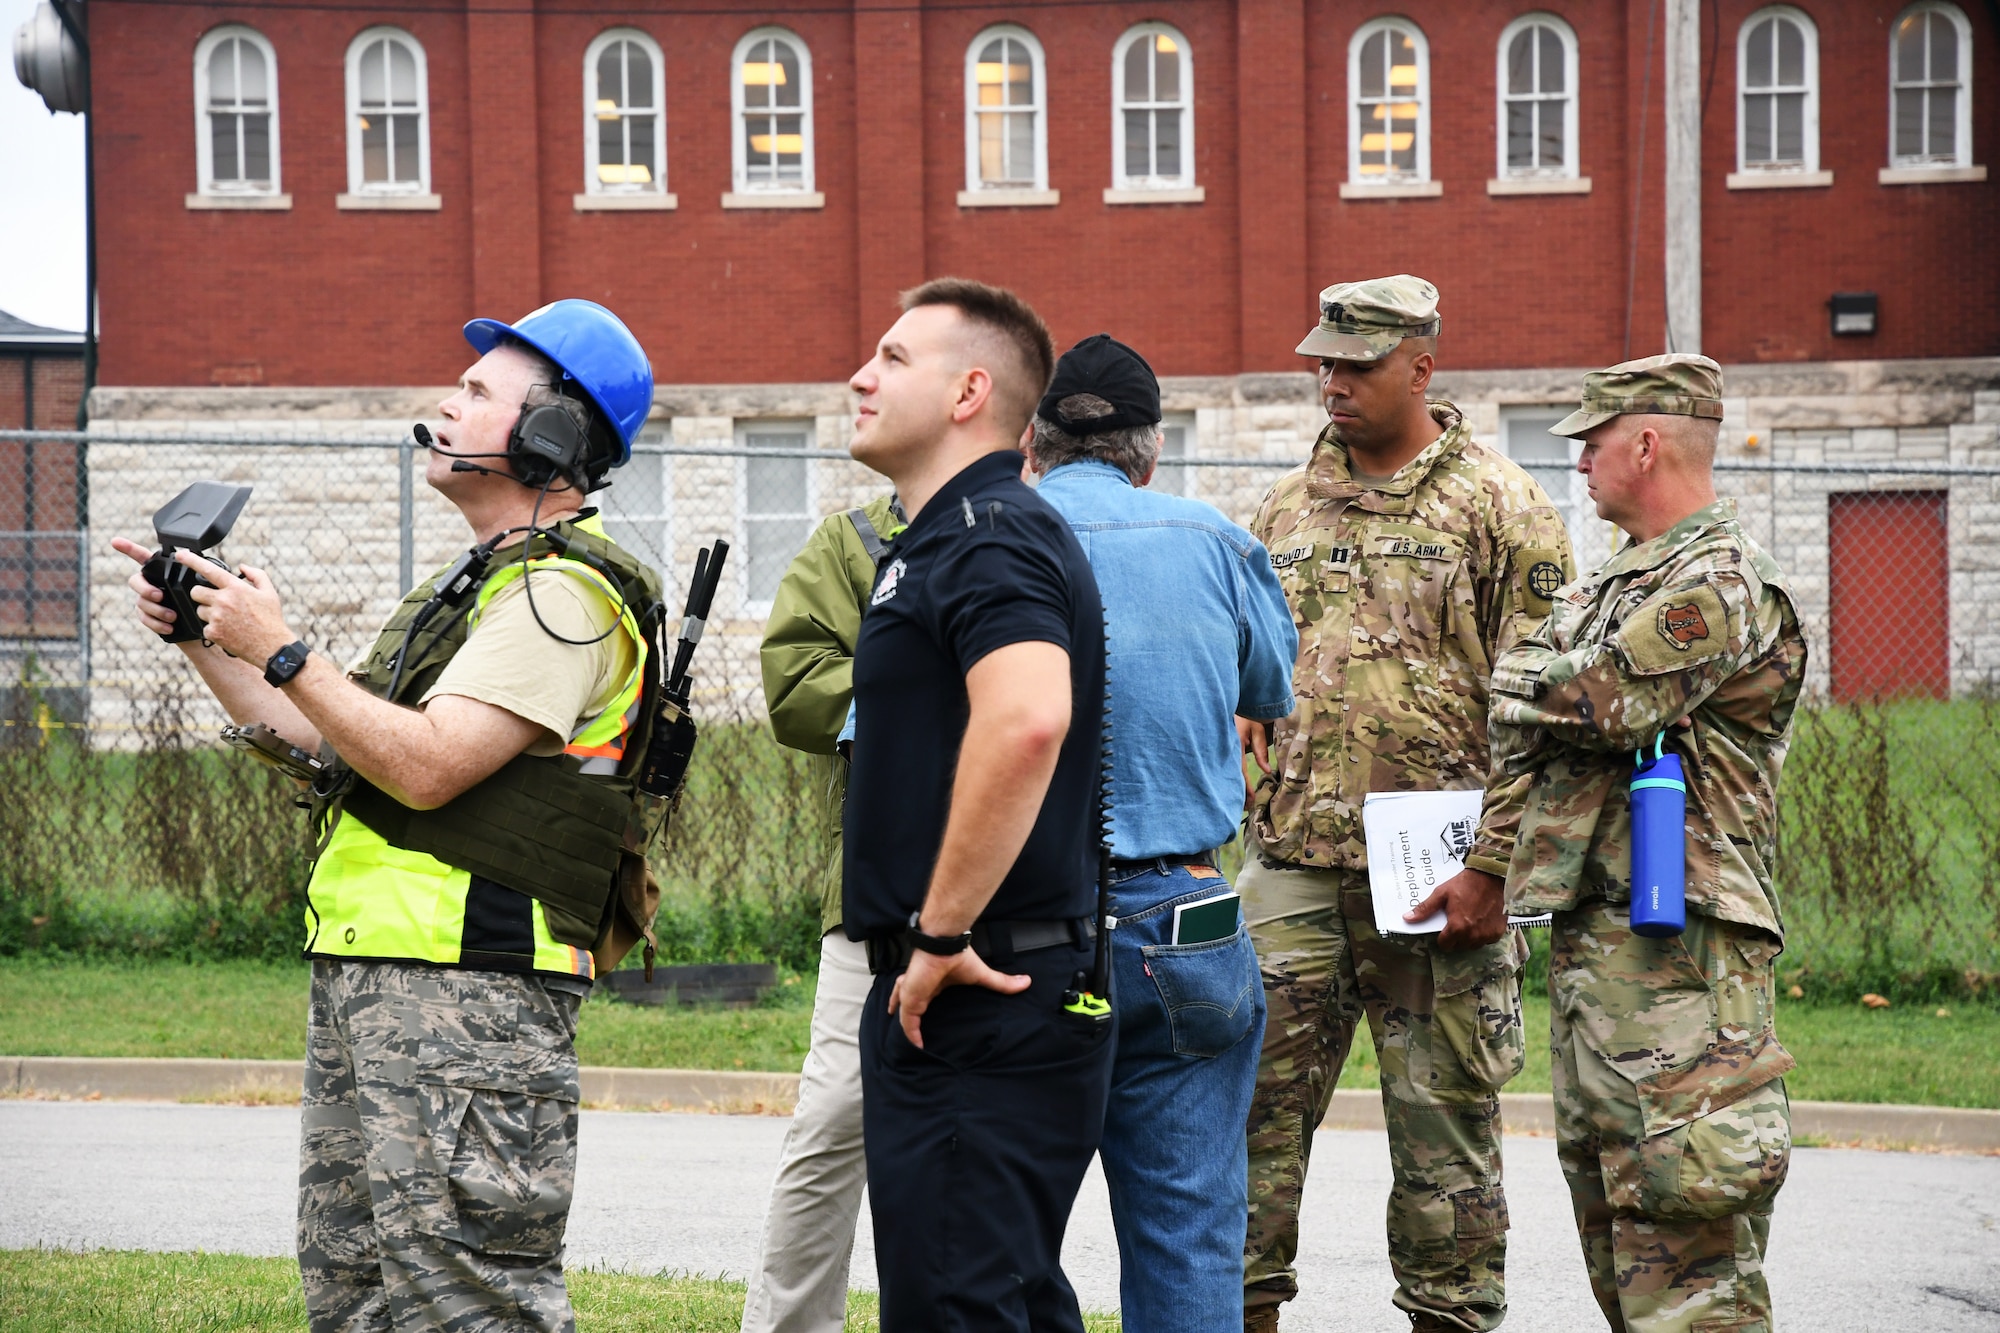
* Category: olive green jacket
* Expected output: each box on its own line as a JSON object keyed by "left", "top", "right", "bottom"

{"left": 759, "top": 493, "right": 903, "bottom": 933}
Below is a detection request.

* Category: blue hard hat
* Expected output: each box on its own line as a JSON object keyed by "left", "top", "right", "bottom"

{"left": 463, "top": 299, "right": 655, "bottom": 464}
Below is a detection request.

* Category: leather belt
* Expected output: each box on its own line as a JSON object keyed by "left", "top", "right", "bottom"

{"left": 1108, "top": 850, "right": 1220, "bottom": 874}
{"left": 865, "top": 916, "right": 1097, "bottom": 976}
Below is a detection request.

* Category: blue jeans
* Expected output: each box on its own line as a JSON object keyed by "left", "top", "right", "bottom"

{"left": 1100, "top": 862, "right": 1267, "bottom": 1333}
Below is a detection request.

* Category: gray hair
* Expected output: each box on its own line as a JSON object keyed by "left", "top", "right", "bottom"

{"left": 1028, "top": 414, "right": 1163, "bottom": 486}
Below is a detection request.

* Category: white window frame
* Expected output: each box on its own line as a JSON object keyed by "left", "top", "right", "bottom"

{"left": 965, "top": 24, "right": 1050, "bottom": 193}
{"left": 1736, "top": 6, "right": 1820, "bottom": 175}
{"left": 584, "top": 29, "right": 667, "bottom": 197}
{"left": 1347, "top": 17, "right": 1432, "bottom": 188}
{"left": 730, "top": 27, "right": 815, "bottom": 196}
{"left": 1499, "top": 406, "right": 1614, "bottom": 571}
{"left": 344, "top": 26, "right": 430, "bottom": 197}
{"left": 734, "top": 420, "right": 818, "bottom": 616}
{"left": 193, "top": 25, "right": 282, "bottom": 198}
{"left": 1888, "top": 1, "right": 1974, "bottom": 169}
{"left": 1111, "top": 23, "right": 1194, "bottom": 190}
{"left": 1494, "top": 13, "right": 1579, "bottom": 181}
{"left": 591, "top": 425, "right": 673, "bottom": 571}
{"left": 1152, "top": 412, "right": 1197, "bottom": 497}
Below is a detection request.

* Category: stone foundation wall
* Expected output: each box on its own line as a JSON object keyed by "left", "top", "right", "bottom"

{"left": 75, "top": 356, "right": 2000, "bottom": 742}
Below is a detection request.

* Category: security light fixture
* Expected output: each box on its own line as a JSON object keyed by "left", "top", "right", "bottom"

{"left": 1830, "top": 292, "right": 1878, "bottom": 337}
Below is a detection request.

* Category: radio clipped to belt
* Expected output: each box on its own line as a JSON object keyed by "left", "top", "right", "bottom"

{"left": 1061, "top": 640, "right": 1116, "bottom": 1031}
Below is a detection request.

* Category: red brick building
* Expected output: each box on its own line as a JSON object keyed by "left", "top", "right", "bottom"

{"left": 78, "top": 0, "right": 1998, "bottom": 386}
{"left": 14, "top": 0, "right": 2000, "bottom": 714}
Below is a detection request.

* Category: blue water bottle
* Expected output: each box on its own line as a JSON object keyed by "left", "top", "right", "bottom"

{"left": 1629, "top": 734, "right": 1687, "bottom": 937}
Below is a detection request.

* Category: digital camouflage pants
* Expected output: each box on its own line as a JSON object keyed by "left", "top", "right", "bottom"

{"left": 1550, "top": 902, "right": 1794, "bottom": 1333}
{"left": 1240, "top": 860, "right": 1527, "bottom": 1332}
{"left": 298, "top": 960, "right": 584, "bottom": 1333}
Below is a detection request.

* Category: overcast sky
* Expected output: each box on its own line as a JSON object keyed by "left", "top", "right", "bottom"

{"left": 2, "top": 0, "right": 88, "bottom": 332}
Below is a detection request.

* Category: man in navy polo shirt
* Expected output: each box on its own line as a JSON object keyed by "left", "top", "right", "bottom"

{"left": 843, "top": 277, "right": 1111, "bottom": 1333}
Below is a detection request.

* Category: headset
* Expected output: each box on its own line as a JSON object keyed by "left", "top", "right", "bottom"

{"left": 416, "top": 386, "right": 611, "bottom": 496}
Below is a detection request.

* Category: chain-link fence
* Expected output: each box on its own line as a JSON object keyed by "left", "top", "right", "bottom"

{"left": 0, "top": 424, "right": 1993, "bottom": 993}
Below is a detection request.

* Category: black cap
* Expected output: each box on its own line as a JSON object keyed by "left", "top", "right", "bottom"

{"left": 1036, "top": 333, "right": 1162, "bottom": 435}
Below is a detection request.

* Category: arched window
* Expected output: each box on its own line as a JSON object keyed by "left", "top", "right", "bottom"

{"left": 1348, "top": 18, "right": 1430, "bottom": 187}
{"left": 1113, "top": 24, "right": 1193, "bottom": 190}
{"left": 965, "top": 26, "right": 1048, "bottom": 193}
{"left": 1737, "top": 7, "right": 1820, "bottom": 174}
{"left": 1890, "top": 3, "right": 1973, "bottom": 168}
{"left": 1496, "top": 14, "right": 1578, "bottom": 180}
{"left": 732, "top": 28, "right": 814, "bottom": 195}
{"left": 344, "top": 27, "right": 430, "bottom": 197}
{"left": 585, "top": 30, "right": 666, "bottom": 196}
{"left": 194, "top": 26, "right": 280, "bottom": 197}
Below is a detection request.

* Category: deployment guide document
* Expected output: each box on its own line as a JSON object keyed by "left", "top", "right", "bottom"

{"left": 1362, "top": 790, "right": 1550, "bottom": 934}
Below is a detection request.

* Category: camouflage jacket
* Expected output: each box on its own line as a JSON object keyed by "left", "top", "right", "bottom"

{"left": 1248, "top": 401, "right": 1574, "bottom": 869}
{"left": 1467, "top": 499, "right": 1807, "bottom": 937}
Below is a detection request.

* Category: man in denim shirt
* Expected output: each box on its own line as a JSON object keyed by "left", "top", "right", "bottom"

{"left": 1029, "top": 334, "right": 1298, "bottom": 1332}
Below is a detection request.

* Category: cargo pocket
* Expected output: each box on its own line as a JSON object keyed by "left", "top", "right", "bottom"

{"left": 1428, "top": 929, "right": 1528, "bottom": 1094}
{"left": 1144, "top": 925, "right": 1265, "bottom": 1059}
{"left": 410, "top": 1039, "right": 580, "bottom": 1258}
{"left": 1611, "top": 1077, "right": 1792, "bottom": 1221}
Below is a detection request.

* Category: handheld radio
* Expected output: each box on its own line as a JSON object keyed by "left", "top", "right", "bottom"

{"left": 637, "top": 539, "right": 730, "bottom": 799}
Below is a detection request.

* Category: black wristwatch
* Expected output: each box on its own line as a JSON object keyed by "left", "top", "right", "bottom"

{"left": 263, "top": 639, "right": 311, "bottom": 688}
{"left": 905, "top": 910, "right": 973, "bottom": 956}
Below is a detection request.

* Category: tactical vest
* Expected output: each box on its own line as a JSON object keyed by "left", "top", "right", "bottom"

{"left": 304, "top": 513, "right": 667, "bottom": 979}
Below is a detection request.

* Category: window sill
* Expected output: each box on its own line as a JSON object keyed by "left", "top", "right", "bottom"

{"left": 957, "top": 188, "right": 1061, "bottom": 208}
{"left": 1877, "top": 165, "right": 1987, "bottom": 185}
{"left": 721, "top": 191, "right": 825, "bottom": 209}
{"left": 185, "top": 192, "right": 292, "bottom": 210}
{"left": 1726, "top": 169, "right": 1833, "bottom": 189}
{"left": 337, "top": 193, "right": 442, "bottom": 211}
{"left": 1486, "top": 176, "right": 1591, "bottom": 196}
{"left": 574, "top": 192, "right": 678, "bottom": 211}
{"left": 1339, "top": 180, "right": 1442, "bottom": 199}
{"left": 1102, "top": 186, "right": 1204, "bottom": 205}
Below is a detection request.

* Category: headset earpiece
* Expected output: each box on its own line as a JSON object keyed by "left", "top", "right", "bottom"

{"left": 508, "top": 402, "right": 593, "bottom": 490}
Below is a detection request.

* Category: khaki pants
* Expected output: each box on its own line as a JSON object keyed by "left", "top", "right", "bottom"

{"left": 1550, "top": 902, "right": 1792, "bottom": 1333}
{"left": 740, "top": 931, "right": 872, "bottom": 1333}
{"left": 1240, "top": 860, "right": 1526, "bottom": 1332}
{"left": 297, "top": 960, "right": 581, "bottom": 1333}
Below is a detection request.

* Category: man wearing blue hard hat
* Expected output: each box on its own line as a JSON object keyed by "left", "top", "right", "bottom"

{"left": 114, "top": 300, "right": 666, "bottom": 1332}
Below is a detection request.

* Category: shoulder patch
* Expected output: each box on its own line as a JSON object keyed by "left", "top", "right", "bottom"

{"left": 870, "top": 557, "right": 907, "bottom": 607}
{"left": 1614, "top": 582, "right": 1734, "bottom": 675}
{"left": 1517, "top": 547, "right": 1565, "bottom": 617}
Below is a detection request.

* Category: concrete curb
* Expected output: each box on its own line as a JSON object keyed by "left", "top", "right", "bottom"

{"left": 0, "top": 1057, "right": 799, "bottom": 1115}
{"left": 7, "top": 1057, "right": 1998, "bottom": 1152}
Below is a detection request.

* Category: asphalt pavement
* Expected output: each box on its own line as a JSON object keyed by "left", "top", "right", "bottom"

{"left": 3, "top": 1101, "right": 1997, "bottom": 1331}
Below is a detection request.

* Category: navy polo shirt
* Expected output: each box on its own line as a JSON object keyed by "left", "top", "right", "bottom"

{"left": 842, "top": 449, "right": 1107, "bottom": 941}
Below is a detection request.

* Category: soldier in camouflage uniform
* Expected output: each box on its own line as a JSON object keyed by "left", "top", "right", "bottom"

{"left": 1450, "top": 354, "right": 1806, "bottom": 1333}
{"left": 1239, "top": 276, "right": 1575, "bottom": 1333}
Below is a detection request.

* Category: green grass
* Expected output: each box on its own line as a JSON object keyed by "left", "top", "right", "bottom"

{"left": 0, "top": 1249, "right": 1133, "bottom": 1332}
{"left": 0, "top": 958, "right": 815, "bottom": 1073}
{"left": 7, "top": 958, "right": 2000, "bottom": 1109}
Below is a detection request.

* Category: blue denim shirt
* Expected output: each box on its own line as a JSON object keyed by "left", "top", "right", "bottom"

{"left": 1037, "top": 459, "right": 1298, "bottom": 859}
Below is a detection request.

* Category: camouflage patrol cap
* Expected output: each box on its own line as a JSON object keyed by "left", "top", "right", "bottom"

{"left": 1295, "top": 275, "right": 1442, "bottom": 362}
{"left": 1551, "top": 352, "right": 1725, "bottom": 437}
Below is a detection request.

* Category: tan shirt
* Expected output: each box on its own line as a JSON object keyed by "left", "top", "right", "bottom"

{"left": 421, "top": 568, "right": 636, "bottom": 755}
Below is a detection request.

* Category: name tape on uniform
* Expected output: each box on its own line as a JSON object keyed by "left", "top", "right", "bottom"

{"left": 1362, "top": 532, "right": 1459, "bottom": 562}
